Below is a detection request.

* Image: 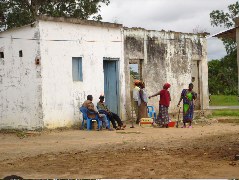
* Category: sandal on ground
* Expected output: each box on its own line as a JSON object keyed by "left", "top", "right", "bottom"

{"left": 116, "top": 127, "right": 121, "bottom": 130}
{"left": 188, "top": 125, "right": 192, "bottom": 128}
{"left": 181, "top": 126, "right": 186, "bottom": 128}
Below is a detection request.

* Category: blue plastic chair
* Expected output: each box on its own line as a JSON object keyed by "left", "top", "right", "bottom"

{"left": 147, "top": 106, "right": 157, "bottom": 121}
{"left": 80, "top": 106, "right": 102, "bottom": 130}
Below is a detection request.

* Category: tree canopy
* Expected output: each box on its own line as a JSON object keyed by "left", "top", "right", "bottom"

{"left": 210, "top": 1, "right": 239, "bottom": 54}
{"left": 0, "top": 0, "right": 110, "bottom": 31}
{"left": 208, "top": 51, "right": 238, "bottom": 95}
{"left": 209, "top": 2, "right": 238, "bottom": 95}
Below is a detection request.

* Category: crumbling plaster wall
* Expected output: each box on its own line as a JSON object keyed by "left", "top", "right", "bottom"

{"left": 124, "top": 28, "right": 209, "bottom": 115}
{"left": 39, "top": 20, "right": 125, "bottom": 128}
{"left": 0, "top": 25, "right": 43, "bottom": 130}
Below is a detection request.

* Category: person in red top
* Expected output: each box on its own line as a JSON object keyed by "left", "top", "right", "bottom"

{"left": 149, "top": 83, "right": 171, "bottom": 128}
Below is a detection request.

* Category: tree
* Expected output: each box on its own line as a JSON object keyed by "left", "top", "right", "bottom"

{"left": 0, "top": 0, "right": 110, "bottom": 31}
{"left": 208, "top": 51, "right": 238, "bottom": 95}
{"left": 210, "top": 1, "right": 239, "bottom": 54}
{"left": 130, "top": 67, "right": 140, "bottom": 80}
{"left": 209, "top": 2, "right": 239, "bottom": 95}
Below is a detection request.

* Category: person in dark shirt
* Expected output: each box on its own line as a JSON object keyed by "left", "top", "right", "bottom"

{"left": 97, "top": 95, "right": 126, "bottom": 130}
{"left": 82, "top": 95, "right": 112, "bottom": 130}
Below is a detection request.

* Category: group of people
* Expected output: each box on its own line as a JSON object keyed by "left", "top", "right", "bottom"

{"left": 81, "top": 81, "right": 197, "bottom": 130}
{"left": 133, "top": 80, "right": 197, "bottom": 128}
{"left": 81, "top": 95, "right": 126, "bottom": 131}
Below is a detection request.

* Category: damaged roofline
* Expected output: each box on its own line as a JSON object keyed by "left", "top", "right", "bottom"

{"left": 37, "top": 15, "right": 123, "bottom": 28}
{"left": 123, "top": 26, "right": 209, "bottom": 37}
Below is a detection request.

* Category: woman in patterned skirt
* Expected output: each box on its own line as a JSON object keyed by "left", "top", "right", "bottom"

{"left": 177, "top": 83, "right": 197, "bottom": 128}
{"left": 149, "top": 83, "right": 171, "bottom": 128}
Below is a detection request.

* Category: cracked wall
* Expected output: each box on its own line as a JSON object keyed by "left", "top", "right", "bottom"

{"left": 0, "top": 25, "right": 43, "bottom": 130}
{"left": 124, "top": 28, "right": 209, "bottom": 115}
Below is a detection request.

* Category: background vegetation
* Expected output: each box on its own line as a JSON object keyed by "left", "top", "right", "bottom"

{"left": 210, "top": 95, "right": 239, "bottom": 106}
{"left": 209, "top": 2, "right": 238, "bottom": 95}
{"left": 0, "top": 0, "right": 110, "bottom": 31}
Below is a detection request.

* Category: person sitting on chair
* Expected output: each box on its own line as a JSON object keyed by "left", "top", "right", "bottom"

{"left": 82, "top": 95, "right": 112, "bottom": 131}
{"left": 97, "top": 95, "right": 126, "bottom": 130}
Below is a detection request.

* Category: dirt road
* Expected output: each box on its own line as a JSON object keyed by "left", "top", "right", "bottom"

{"left": 0, "top": 122, "right": 238, "bottom": 179}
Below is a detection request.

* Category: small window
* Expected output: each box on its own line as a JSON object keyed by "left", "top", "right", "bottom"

{"left": 0, "top": 52, "right": 4, "bottom": 58}
{"left": 19, "top": 50, "right": 23, "bottom": 57}
{"left": 72, "top": 57, "right": 83, "bottom": 81}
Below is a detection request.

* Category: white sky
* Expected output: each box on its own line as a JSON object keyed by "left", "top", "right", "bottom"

{"left": 100, "top": 0, "right": 238, "bottom": 61}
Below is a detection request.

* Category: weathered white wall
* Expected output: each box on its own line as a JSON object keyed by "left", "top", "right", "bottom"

{"left": 124, "top": 28, "right": 209, "bottom": 116}
{"left": 38, "top": 20, "right": 125, "bottom": 128}
{"left": 0, "top": 25, "right": 43, "bottom": 130}
{"left": 199, "top": 38, "right": 209, "bottom": 110}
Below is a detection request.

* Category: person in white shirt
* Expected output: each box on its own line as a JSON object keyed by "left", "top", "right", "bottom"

{"left": 132, "top": 80, "right": 140, "bottom": 124}
{"left": 138, "top": 81, "right": 148, "bottom": 121}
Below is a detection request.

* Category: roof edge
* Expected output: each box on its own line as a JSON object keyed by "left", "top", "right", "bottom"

{"left": 124, "top": 27, "right": 209, "bottom": 37}
{"left": 207, "top": 26, "right": 238, "bottom": 39}
{"left": 37, "top": 15, "right": 123, "bottom": 28}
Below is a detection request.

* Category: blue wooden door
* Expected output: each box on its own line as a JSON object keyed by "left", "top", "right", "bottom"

{"left": 103, "top": 59, "right": 120, "bottom": 114}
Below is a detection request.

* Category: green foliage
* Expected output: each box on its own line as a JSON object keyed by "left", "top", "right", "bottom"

{"left": 130, "top": 67, "right": 140, "bottom": 79}
{"left": 0, "top": 0, "right": 110, "bottom": 31}
{"left": 208, "top": 51, "right": 238, "bottom": 95}
{"left": 212, "top": 109, "right": 239, "bottom": 117}
{"left": 210, "top": 2, "right": 239, "bottom": 54}
{"left": 210, "top": 95, "right": 239, "bottom": 106}
{"left": 210, "top": 2, "right": 239, "bottom": 29}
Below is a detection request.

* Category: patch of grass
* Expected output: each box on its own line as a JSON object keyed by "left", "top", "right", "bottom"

{"left": 0, "top": 129, "right": 28, "bottom": 139}
{"left": 212, "top": 109, "right": 239, "bottom": 117}
{"left": 217, "top": 119, "right": 239, "bottom": 123}
{"left": 210, "top": 95, "right": 239, "bottom": 106}
{"left": 16, "top": 131, "right": 27, "bottom": 139}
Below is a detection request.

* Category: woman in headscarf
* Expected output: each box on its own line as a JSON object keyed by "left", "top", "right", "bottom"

{"left": 149, "top": 83, "right": 171, "bottom": 128}
{"left": 177, "top": 83, "right": 197, "bottom": 128}
{"left": 138, "top": 81, "right": 148, "bottom": 121}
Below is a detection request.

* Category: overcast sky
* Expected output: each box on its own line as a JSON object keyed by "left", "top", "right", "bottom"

{"left": 100, "top": 0, "right": 238, "bottom": 61}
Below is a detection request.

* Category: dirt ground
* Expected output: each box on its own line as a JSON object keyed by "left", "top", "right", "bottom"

{"left": 0, "top": 120, "right": 239, "bottom": 179}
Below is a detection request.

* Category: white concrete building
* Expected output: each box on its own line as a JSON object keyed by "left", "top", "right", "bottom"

{"left": 0, "top": 16, "right": 125, "bottom": 130}
{"left": 0, "top": 16, "right": 210, "bottom": 130}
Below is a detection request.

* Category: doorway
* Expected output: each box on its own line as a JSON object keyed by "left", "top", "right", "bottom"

{"left": 129, "top": 59, "right": 143, "bottom": 120}
{"left": 191, "top": 60, "right": 201, "bottom": 110}
{"left": 103, "top": 58, "right": 120, "bottom": 114}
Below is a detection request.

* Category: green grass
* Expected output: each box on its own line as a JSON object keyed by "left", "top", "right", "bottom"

{"left": 217, "top": 119, "right": 239, "bottom": 123}
{"left": 212, "top": 109, "right": 239, "bottom": 117}
{"left": 210, "top": 95, "right": 239, "bottom": 106}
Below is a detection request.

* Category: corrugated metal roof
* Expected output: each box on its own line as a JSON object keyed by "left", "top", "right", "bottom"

{"left": 207, "top": 26, "right": 238, "bottom": 40}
